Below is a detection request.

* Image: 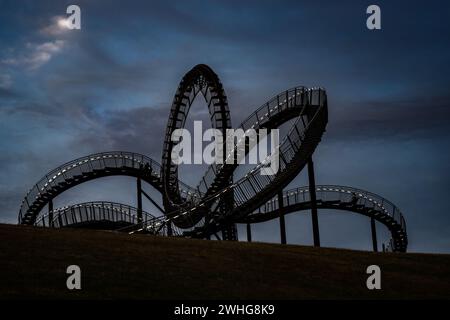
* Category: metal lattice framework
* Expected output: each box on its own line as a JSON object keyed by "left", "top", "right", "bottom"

{"left": 18, "top": 64, "right": 408, "bottom": 252}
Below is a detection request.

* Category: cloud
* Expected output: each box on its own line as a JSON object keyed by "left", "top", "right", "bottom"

{"left": 24, "top": 40, "right": 66, "bottom": 70}
{"left": 69, "top": 104, "right": 170, "bottom": 160}
{"left": 0, "top": 73, "right": 16, "bottom": 98}
{"left": 2, "top": 40, "right": 66, "bottom": 70}
{"left": 326, "top": 95, "right": 450, "bottom": 142}
{"left": 39, "top": 16, "right": 71, "bottom": 36}
{"left": 0, "top": 73, "right": 12, "bottom": 89}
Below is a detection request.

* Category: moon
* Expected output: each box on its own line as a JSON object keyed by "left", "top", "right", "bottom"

{"left": 57, "top": 18, "right": 71, "bottom": 29}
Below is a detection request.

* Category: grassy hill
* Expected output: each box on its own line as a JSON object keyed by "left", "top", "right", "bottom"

{"left": 0, "top": 223, "right": 449, "bottom": 299}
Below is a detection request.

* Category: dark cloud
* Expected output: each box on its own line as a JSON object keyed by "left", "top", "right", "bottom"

{"left": 71, "top": 104, "right": 170, "bottom": 160}
{"left": 0, "top": 87, "right": 16, "bottom": 98}
{"left": 328, "top": 95, "right": 450, "bottom": 141}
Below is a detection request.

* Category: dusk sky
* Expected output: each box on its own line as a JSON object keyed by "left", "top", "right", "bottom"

{"left": 1, "top": 0, "right": 449, "bottom": 253}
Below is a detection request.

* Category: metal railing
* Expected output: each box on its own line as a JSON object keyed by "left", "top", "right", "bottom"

{"left": 253, "top": 185, "right": 404, "bottom": 225}
{"left": 136, "top": 88, "right": 328, "bottom": 234}
{"left": 35, "top": 201, "right": 157, "bottom": 228}
{"left": 240, "top": 185, "right": 407, "bottom": 251}
{"left": 194, "top": 86, "right": 309, "bottom": 198}
{"left": 19, "top": 151, "right": 200, "bottom": 224}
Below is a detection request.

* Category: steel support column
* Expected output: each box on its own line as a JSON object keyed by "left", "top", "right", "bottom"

{"left": 220, "top": 176, "right": 238, "bottom": 241}
{"left": 222, "top": 223, "right": 238, "bottom": 241}
{"left": 371, "top": 217, "right": 378, "bottom": 252}
{"left": 136, "top": 177, "right": 142, "bottom": 223}
{"left": 48, "top": 199, "right": 53, "bottom": 228}
{"left": 308, "top": 158, "right": 320, "bottom": 247}
{"left": 278, "top": 191, "right": 287, "bottom": 244}
{"left": 247, "top": 223, "right": 252, "bottom": 242}
{"left": 166, "top": 221, "right": 173, "bottom": 236}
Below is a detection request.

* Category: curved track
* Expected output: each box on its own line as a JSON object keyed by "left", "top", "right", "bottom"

{"left": 166, "top": 86, "right": 328, "bottom": 236}
{"left": 18, "top": 64, "right": 408, "bottom": 252}
{"left": 162, "top": 65, "right": 231, "bottom": 218}
{"left": 18, "top": 151, "right": 199, "bottom": 225}
{"left": 34, "top": 201, "right": 161, "bottom": 230}
{"left": 239, "top": 185, "right": 407, "bottom": 252}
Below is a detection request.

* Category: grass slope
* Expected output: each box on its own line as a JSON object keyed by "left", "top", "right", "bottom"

{"left": 0, "top": 223, "right": 449, "bottom": 299}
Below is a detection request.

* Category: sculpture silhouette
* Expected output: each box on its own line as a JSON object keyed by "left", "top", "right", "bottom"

{"left": 18, "top": 64, "right": 407, "bottom": 252}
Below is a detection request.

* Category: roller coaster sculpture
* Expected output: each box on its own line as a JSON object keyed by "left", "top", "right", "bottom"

{"left": 18, "top": 64, "right": 408, "bottom": 252}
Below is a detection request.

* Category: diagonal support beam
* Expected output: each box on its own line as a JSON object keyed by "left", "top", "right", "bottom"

{"left": 141, "top": 189, "right": 165, "bottom": 214}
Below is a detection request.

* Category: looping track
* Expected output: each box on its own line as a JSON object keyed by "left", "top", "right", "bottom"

{"left": 18, "top": 64, "right": 408, "bottom": 252}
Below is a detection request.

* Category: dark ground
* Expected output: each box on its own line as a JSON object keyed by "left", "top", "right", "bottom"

{"left": 0, "top": 223, "right": 449, "bottom": 299}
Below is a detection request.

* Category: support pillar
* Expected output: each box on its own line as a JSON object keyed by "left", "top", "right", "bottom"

{"left": 166, "top": 220, "right": 172, "bottom": 236}
{"left": 222, "top": 223, "right": 238, "bottom": 241}
{"left": 220, "top": 176, "right": 238, "bottom": 241}
{"left": 308, "top": 158, "right": 320, "bottom": 247}
{"left": 137, "top": 177, "right": 142, "bottom": 223}
{"left": 48, "top": 199, "right": 53, "bottom": 227}
{"left": 278, "top": 191, "right": 287, "bottom": 244}
{"left": 246, "top": 223, "right": 252, "bottom": 242}
{"left": 371, "top": 217, "right": 378, "bottom": 252}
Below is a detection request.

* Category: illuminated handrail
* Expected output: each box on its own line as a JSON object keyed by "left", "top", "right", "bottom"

{"left": 242, "top": 184, "right": 407, "bottom": 251}
{"left": 19, "top": 152, "right": 200, "bottom": 224}
{"left": 194, "top": 86, "right": 309, "bottom": 198}
{"left": 35, "top": 201, "right": 157, "bottom": 228}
